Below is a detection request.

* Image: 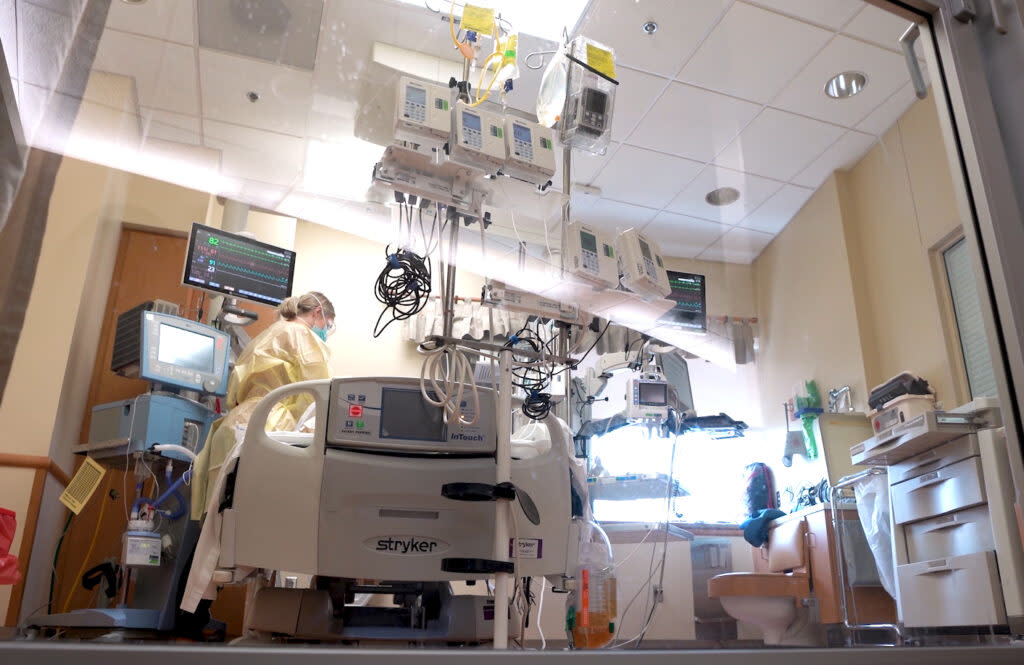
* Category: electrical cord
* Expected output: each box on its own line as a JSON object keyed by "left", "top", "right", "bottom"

{"left": 373, "top": 244, "right": 432, "bottom": 338}
{"left": 575, "top": 319, "right": 612, "bottom": 368}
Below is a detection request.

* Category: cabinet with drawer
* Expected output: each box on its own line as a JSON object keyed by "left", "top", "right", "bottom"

{"left": 853, "top": 400, "right": 1024, "bottom": 632}
{"left": 890, "top": 456, "right": 986, "bottom": 525}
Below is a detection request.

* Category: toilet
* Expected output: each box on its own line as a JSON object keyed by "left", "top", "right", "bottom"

{"left": 708, "top": 517, "right": 825, "bottom": 646}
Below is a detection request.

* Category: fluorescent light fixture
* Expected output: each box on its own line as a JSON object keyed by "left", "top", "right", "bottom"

{"left": 395, "top": 0, "right": 589, "bottom": 42}
{"left": 824, "top": 71, "right": 867, "bottom": 99}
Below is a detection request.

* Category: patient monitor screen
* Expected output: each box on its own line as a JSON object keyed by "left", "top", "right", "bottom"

{"left": 157, "top": 324, "right": 215, "bottom": 373}
{"left": 380, "top": 388, "right": 446, "bottom": 442}
{"left": 638, "top": 381, "right": 668, "bottom": 406}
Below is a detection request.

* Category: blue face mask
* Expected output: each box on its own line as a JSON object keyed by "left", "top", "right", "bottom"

{"left": 312, "top": 326, "right": 328, "bottom": 342}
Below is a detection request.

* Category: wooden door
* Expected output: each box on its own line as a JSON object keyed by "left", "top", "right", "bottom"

{"left": 54, "top": 227, "right": 274, "bottom": 617}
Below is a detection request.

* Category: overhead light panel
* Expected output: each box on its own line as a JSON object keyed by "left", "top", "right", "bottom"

{"left": 824, "top": 71, "right": 867, "bottom": 99}
{"left": 705, "top": 187, "right": 740, "bottom": 207}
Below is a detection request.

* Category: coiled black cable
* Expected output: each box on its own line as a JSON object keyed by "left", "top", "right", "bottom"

{"left": 373, "top": 245, "right": 431, "bottom": 338}
{"left": 504, "top": 321, "right": 558, "bottom": 420}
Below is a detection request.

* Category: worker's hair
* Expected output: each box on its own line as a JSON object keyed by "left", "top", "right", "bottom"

{"left": 277, "top": 291, "right": 335, "bottom": 321}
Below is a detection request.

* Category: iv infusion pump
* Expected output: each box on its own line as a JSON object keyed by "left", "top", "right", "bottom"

{"left": 395, "top": 76, "right": 450, "bottom": 150}
{"left": 450, "top": 102, "right": 507, "bottom": 172}
{"left": 617, "top": 229, "right": 671, "bottom": 299}
{"left": 565, "top": 221, "right": 618, "bottom": 289}
{"left": 502, "top": 116, "right": 556, "bottom": 185}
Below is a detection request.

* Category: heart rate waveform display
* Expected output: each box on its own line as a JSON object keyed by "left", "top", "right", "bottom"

{"left": 183, "top": 223, "right": 296, "bottom": 306}
{"left": 657, "top": 270, "right": 706, "bottom": 332}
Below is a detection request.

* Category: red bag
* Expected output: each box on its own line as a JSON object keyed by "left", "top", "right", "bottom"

{"left": 0, "top": 507, "right": 21, "bottom": 585}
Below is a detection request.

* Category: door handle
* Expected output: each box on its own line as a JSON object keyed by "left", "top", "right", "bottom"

{"left": 899, "top": 24, "right": 929, "bottom": 100}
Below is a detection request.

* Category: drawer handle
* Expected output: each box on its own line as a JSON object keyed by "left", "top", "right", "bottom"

{"left": 904, "top": 456, "right": 940, "bottom": 474}
{"left": 915, "top": 566, "right": 954, "bottom": 575}
{"left": 911, "top": 475, "right": 950, "bottom": 490}
{"left": 920, "top": 520, "right": 965, "bottom": 534}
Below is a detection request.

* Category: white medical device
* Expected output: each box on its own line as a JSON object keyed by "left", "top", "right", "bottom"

{"left": 625, "top": 371, "right": 670, "bottom": 425}
{"left": 201, "top": 376, "right": 586, "bottom": 642}
{"left": 501, "top": 116, "right": 556, "bottom": 186}
{"left": 395, "top": 76, "right": 451, "bottom": 150}
{"left": 617, "top": 229, "right": 671, "bottom": 299}
{"left": 565, "top": 221, "right": 618, "bottom": 289}
{"left": 450, "top": 102, "right": 506, "bottom": 173}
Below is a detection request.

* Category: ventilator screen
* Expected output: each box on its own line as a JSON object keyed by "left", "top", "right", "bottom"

{"left": 157, "top": 324, "right": 215, "bottom": 373}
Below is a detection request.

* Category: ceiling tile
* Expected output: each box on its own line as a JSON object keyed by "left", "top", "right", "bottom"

{"left": 591, "top": 144, "right": 703, "bottom": 209}
{"left": 575, "top": 0, "right": 731, "bottom": 77}
{"left": 698, "top": 227, "right": 774, "bottom": 264}
{"left": 772, "top": 35, "right": 909, "bottom": 128}
{"left": 678, "top": 2, "right": 833, "bottom": 104}
{"left": 93, "top": 30, "right": 199, "bottom": 115}
{"left": 714, "top": 108, "right": 845, "bottom": 181}
{"left": 200, "top": 50, "right": 312, "bottom": 137}
{"left": 204, "top": 119, "right": 306, "bottom": 186}
{"left": 792, "top": 129, "right": 876, "bottom": 188}
{"left": 105, "top": 0, "right": 194, "bottom": 45}
{"left": 140, "top": 106, "right": 201, "bottom": 146}
{"left": 197, "top": 0, "right": 323, "bottom": 70}
{"left": 556, "top": 142, "right": 618, "bottom": 189}
{"left": 843, "top": 4, "right": 923, "bottom": 57}
{"left": 739, "top": 184, "right": 814, "bottom": 234}
{"left": 666, "top": 164, "right": 783, "bottom": 224}
{"left": 573, "top": 197, "right": 659, "bottom": 235}
{"left": 642, "top": 211, "right": 727, "bottom": 259}
{"left": 609, "top": 66, "right": 669, "bottom": 144}
{"left": 856, "top": 82, "right": 919, "bottom": 135}
{"left": 627, "top": 82, "right": 761, "bottom": 163}
{"left": 744, "top": 0, "right": 863, "bottom": 31}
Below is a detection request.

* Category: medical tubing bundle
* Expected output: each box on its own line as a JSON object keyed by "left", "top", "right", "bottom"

{"left": 373, "top": 246, "right": 432, "bottom": 338}
{"left": 418, "top": 341, "right": 480, "bottom": 426}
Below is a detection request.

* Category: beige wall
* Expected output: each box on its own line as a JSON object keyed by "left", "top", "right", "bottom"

{"left": 752, "top": 94, "right": 972, "bottom": 493}
{"left": 838, "top": 95, "right": 967, "bottom": 408}
{"left": 753, "top": 174, "right": 868, "bottom": 430}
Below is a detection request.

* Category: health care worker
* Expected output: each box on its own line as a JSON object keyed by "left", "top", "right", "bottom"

{"left": 179, "top": 291, "right": 335, "bottom": 627}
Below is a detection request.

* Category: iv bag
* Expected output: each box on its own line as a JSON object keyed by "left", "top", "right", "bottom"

{"left": 536, "top": 51, "right": 568, "bottom": 128}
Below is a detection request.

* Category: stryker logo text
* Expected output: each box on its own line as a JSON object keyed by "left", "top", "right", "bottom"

{"left": 367, "top": 536, "right": 448, "bottom": 555}
{"left": 451, "top": 433, "right": 484, "bottom": 441}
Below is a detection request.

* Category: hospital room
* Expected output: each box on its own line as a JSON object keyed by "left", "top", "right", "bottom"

{"left": 2, "top": 1, "right": 1024, "bottom": 663}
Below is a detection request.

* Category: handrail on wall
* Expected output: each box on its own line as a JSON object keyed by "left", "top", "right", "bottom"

{"left": 0, "top": 453, "right": 72, "bottom": 487}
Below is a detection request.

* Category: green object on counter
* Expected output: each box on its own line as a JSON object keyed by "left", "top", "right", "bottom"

{"left": 801, "top": 414, "right": 819, "bottom": 460}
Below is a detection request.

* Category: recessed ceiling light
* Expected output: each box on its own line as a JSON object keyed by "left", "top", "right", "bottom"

{"left": 641, "top": 21, "right": 658, "bottom": 35}
{"left": 706, "top": 187, "right": 740, "bottom": 207}
{"left": 824, "top": 71, "right": 867, "bottom": 99}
